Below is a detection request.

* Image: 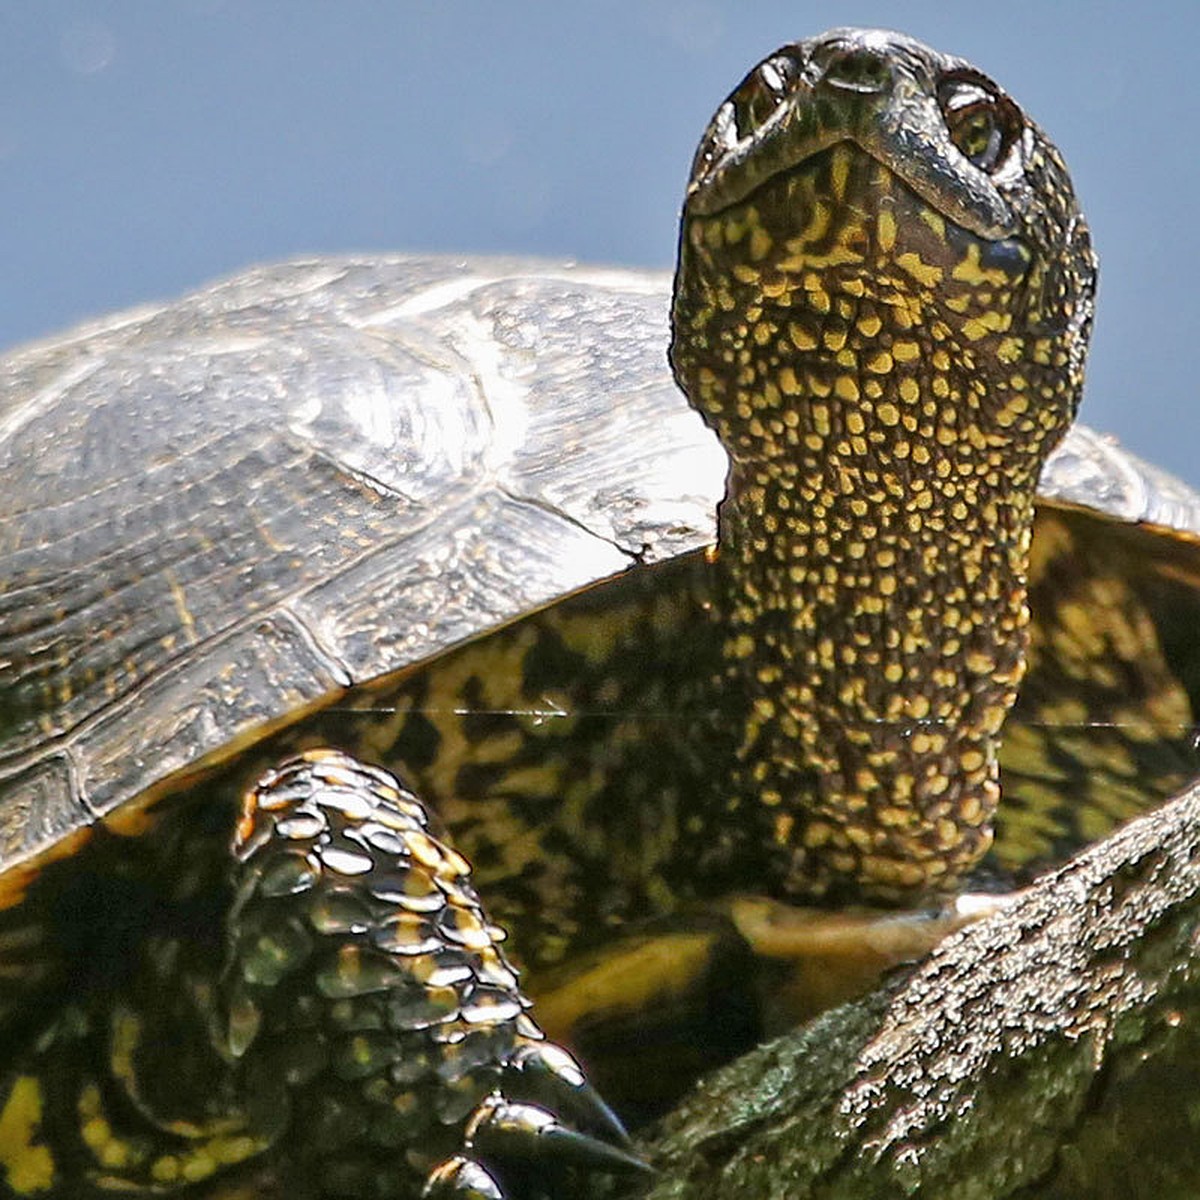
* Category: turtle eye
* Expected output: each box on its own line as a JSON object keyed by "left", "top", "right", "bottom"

{"left": 938, "top": 74, "right": 1022, "bottom": 173}
{"left": 693, "top": 54, "right": 798, "bottom": 179}
{"left": 729, "top": 56, "right": 795, "bottom": 140}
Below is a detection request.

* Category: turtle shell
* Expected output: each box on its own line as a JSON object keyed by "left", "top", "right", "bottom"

{"left": 1, "top": 254, "right": 1199, "bottom": 888}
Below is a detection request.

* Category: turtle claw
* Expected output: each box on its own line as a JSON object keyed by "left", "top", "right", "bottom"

{"left": 422, "top": 1155, "right": 505, "bottom": 1200}
{"left": 501, "top": 1041, "right": 633, "bottom": 1149}
{"left": 422, "top": 1090, "right": 651, "bottom": 1199}
{"left": 466, "top": 1094, "right": 650, "bottom": 1175}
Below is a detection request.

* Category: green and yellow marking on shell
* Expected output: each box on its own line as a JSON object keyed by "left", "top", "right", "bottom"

{"left": 0, "top": 1076, "right": 55, "bottom": 1195}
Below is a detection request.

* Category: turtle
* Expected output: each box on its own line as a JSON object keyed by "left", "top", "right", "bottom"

{"left": 4, "top": 23, "right": 1200, "bottom": 1200}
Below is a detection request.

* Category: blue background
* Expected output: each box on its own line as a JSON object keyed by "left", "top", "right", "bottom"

{"left": 3, "top": 2, "right": 1196, "bottom": 486}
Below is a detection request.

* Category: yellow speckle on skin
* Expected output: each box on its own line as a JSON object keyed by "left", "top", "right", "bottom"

{"left": 919, "top": 208, "right": 947, "bottom": 239}
{"left": 0, "top": 1077, "right": 55, "bottom": 1194}
{"left": 877, "top": 208, "right": 897, "bottom": 252}
{"left": 951, "top": 241, "right": 1017, "bottom": 286}
{"left": 834, "top": 376, "right": 860, "bottom": 402}
{"left": 806, "top": 201, "right": 832, "bottom": 242}
{"left": 960, "top": 748, "right": 986, "bottom": 772}
{"left": 749, "top": 226, "right": 773, "bottom": 261}
{"left": 910, "top": 730, "right": 945, "bottom": 756}
{"left": 722, "top": 215, "right": 747, "bottom": 245}
{"left": 895, "top": 252, "right": 943, "bottom": 287}
{"left": 789, "top": 322, "right": 817, "bottom": 351}
{"left": 997, "top": 336, "right": 1023, "bottom": 363}
{"left": 830, "top": 144, "right": 851, "bottom": 200}
{"left": 966, "top": 651, "right": 997, "bottom": 674}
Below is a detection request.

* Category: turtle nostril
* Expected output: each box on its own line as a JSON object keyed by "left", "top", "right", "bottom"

{"left": 819, "top": 47, "right": 893, "bottom": 95}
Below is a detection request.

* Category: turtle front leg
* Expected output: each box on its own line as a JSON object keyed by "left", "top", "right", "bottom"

{"left": 229, "top": 749, "right": 645, "bottom": 1199}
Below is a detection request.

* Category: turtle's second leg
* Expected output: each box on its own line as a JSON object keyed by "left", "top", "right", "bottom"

{"left": 228, "top": 749, "right": 646, "bottom": 1199}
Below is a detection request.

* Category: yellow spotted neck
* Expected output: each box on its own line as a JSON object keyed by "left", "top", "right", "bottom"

{"left": 673, "top": 145, "right": 1081, "bottom": 902}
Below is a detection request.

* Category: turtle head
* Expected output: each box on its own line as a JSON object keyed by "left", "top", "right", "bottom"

{"left": 670, "top": 26, "right": 1097, "bottom": 476}
{"left": 669, "top": 30, "right": 1099, "bottom": 902}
